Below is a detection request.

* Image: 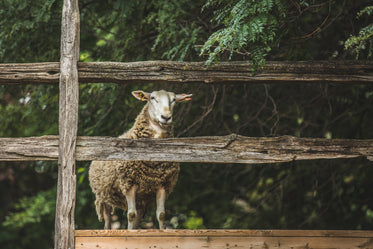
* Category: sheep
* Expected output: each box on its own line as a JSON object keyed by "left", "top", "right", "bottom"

{"left": 89, "top": 90, "right": 192, "bottom": 229}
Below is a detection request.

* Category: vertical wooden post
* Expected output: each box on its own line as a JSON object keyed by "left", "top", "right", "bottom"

{"left": 54, "top": 0, "right": 80, "bottom": 248}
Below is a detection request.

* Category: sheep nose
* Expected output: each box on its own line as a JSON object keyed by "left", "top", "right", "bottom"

{"left": 161, "top": 115, "right": 172, "bottom": 122}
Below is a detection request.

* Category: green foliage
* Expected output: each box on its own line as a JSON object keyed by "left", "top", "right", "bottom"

{"left": 357, "top": 6, "right": 373, "bottom": 17}
{"left": 0, "top": 167, "right": 56, "bottom": 249}
{"left": 201, "top": 0, "right": 285, "bottom": 67}
{"left": 148, "top": 0, "right": 205, "bottom": 61}
{"left": 183, "top": 211, "right": 205, "bottom": 229}
{"left": 345, "top": 6, "right": 373, "bottom": 59}
{"left": 0, "top": 85, "right": 59, "bottom": 137}
{"left": 79, "top": 0, "right": 205, "bottom": 62}
{"left": 3, "top": 190, "right": 55, "bottom": 228}
{"left": 0, "top": 0, "right": 61, "bottom": 62}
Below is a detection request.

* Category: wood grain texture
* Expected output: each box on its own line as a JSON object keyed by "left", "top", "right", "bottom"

{"left": 77, "top": 60, "right": 373, "bottom": 84}
{"left": 0, "top": 60, "right": 372, "bottom": 85}
{"left": 1, "top": 135, "right": 372, "bottom": 163}
{"left": 54, "top": 0, "right": 80, "bottom": 249}
{"left": 0, "top": 62, "right": 60, "bottom": 84}
{"left": 0, "top": 136, "right": 59, "bottom": 160}
{"left": 75, "top": 229, "right": 373, "bottom": 249}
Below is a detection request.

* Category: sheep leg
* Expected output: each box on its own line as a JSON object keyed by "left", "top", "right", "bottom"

{"left": 125, "top": 185, "right": 138, "bottom": 229}
{"left": 156, "top": 187, "right": 166, "bottom": 229}
{"left": 134, "top": 209, "right": 144, "bottom": 229}
{"left": 103, "top": 204, "right": 113, "bottom": 229}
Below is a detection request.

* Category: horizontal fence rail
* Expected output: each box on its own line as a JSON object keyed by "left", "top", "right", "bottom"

{"left": 1, "top": 135, "right": 372, "bottom": 163}
{"left": 75, "top": 229, "right": 373, "bottom": 249}
{"left": 1, "top": 61, "right": 373, "bottom": 85}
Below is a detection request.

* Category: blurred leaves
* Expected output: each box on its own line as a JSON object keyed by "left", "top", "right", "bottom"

{"left": 184, "top": 211, "right": 205, "bottom": 229}
{"left": 0, "top": 85, "right": 59, "bottom": 137}
{"left": 201, "top": 0, "right": 285, "bottom": 67}
{"left": 3, "top": 190, "right": 55, "bottom": 229}
{"left": 0, "top": 0, "right": 61, "bottom": 62}
{"left": 345, "top": 6, "right": 373, "bottom": 59}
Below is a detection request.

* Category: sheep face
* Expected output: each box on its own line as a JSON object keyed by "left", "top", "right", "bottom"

{"left": 132, "top": 90, "right": 192, "bottom": 128}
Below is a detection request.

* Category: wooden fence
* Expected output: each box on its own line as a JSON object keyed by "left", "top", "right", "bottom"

{"left": 1, "top": 0, "right": 373, "bottom": 248}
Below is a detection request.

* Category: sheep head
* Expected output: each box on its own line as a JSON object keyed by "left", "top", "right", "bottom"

{"left": 132, "top": 90, "right": 192, "bottom": 128}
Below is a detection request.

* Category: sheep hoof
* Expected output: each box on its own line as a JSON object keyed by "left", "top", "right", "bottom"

{"left": 158, "top": 212, "right": 165, "bottom": 222}
{"left": 104, "top": 223, "right": 111, "bottom": 230}
{"left": 128, "top": 212, "right": 136, "bottom": 222}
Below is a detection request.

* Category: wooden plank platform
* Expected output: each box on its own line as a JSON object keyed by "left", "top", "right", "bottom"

{"left": 75, "top": 229, "right": 373, "bottom": 249}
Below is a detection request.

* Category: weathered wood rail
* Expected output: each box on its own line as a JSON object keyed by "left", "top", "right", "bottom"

{"left": 75, "top": 229, "right": 373, "bottom": 249}
{"left": 1, "top": 135, "right": 372, "bottom": 163}
{"left": 1, "top": 60, "right": 373, "bottom": 85}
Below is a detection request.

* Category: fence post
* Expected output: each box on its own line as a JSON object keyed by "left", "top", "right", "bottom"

{"left": 54, "top": 0, "right": 80, "bottom": 248}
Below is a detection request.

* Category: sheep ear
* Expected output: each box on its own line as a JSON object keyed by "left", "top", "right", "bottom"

{"left": 175, "top": 93, "right": 192, "bottom": 102}
{"left": 132, "top": 91, "right": 150, "bottom": 101}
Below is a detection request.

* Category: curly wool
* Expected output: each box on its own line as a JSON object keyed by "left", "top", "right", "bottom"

{"left": 89, "top": 103, "right": 180, "bottom": 222}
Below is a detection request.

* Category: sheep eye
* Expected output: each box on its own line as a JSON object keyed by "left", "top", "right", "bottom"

{"left": 151, "top": 96, "right": 158, "bottom": 102}
{"left": 171, "top": 98, "right": 176, "bottom": 103}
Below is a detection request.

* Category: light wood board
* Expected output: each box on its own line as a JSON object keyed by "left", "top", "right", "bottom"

{"left": 75, "top": 229, "right": 373, "bottom": 249}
